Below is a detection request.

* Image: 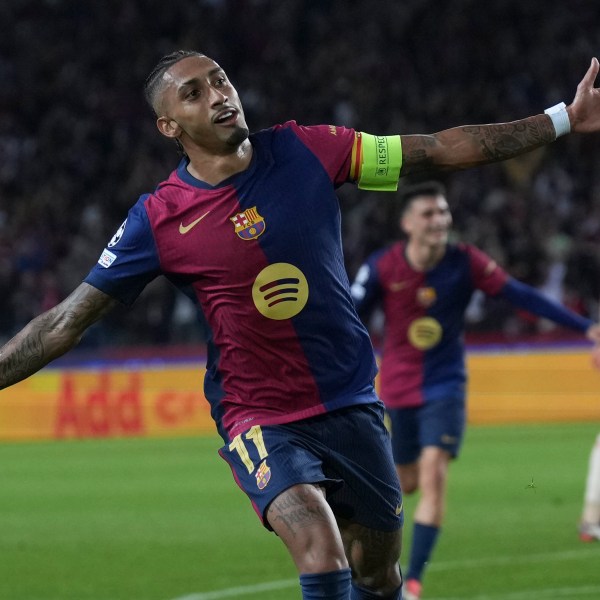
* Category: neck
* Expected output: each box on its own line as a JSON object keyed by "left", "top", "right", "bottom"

{"left": 405, "top": 240, "right": 446, "bottom": 271}
{"left": 186, "top": 139, "right": 253, "bottom": 185}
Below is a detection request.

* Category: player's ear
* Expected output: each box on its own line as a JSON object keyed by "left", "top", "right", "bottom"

{"left": 156, "top": 116, "right": 181, "bottom": 140}
{"left": 400, "top": 213, "right": 411, "bottom": 235}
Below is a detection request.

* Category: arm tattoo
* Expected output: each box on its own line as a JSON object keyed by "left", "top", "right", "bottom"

{"left": 463, "top": 118, "right": 555, "bottom": 161}
{"left": 402, "top": 135, "right": 436, "bottom": 172}
{"left": 402, "top": 115, "right": 556, "bottom": 175}
{"left": 0, "top": 284, "right": 117, "bottom": 389}
{"left": 0, "top": 312, "right": 55, "bottom": 388}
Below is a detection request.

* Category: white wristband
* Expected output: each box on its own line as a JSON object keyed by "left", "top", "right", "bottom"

{"left": 544, "top": 102, "right": 571, "bottom": 138}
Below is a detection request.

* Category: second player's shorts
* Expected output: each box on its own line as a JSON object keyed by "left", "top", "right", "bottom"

{"left": 219, "top": 402, "right": 403, "bottom": 532}
{"left": 388, "top": 397, "right": 466, "bottom": 465}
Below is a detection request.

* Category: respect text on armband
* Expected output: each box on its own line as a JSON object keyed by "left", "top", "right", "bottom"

{"left": 376, "top": 136, "right": 390, "bottom": 176}
{"left": 357, "top": 132, "right": 401, "bottom": 192}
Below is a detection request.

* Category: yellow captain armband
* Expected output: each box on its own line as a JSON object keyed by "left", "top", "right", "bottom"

{"left": 350, "top": 132, "right": 402, "bottom": 192}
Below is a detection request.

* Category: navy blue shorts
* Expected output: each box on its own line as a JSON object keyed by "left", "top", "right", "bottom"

{"left": 388, "top": 398, "right": 466, "bottom": 465}
{"left": 219, "top": 402, "right": 403, "bottom": 532}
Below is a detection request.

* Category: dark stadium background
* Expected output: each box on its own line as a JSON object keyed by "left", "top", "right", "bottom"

{"left": 1, "top": 0, "right": 599, "bottom": 350}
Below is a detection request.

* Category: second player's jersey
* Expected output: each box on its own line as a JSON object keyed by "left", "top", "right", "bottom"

{"left": 351, "top": 241, "right": 508, "bottom": 408}
{"left": 85, "top": 121, "right": 378, "bottom": 442}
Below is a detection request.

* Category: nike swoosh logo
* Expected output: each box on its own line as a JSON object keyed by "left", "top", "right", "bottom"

{"left": 179, "top": 211, "right": 211, "bottom": 234}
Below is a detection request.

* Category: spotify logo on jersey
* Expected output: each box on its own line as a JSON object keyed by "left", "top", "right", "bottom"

{"left": 407, "top": 317, "right": 442, "bottom": 350}
{"left": 252, "top": 263, "right": 309, "bottom": 320}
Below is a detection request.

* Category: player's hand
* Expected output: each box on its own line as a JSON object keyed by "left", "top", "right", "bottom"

{"left": 566, "top": 58, "right": 600, "bottom": 133}
{"left": 592, "top": 345, "right": 600, "bottom": 371}
{"left": 588, "top": 323, "right": 600, "bottom": 370}
{"left": 586, "top": 323, "right": 600, "bottom": 344}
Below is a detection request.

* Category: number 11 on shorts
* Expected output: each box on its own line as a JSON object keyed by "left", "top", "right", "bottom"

{"left": 228, "top": 425, "right": 269, "bottom": 473}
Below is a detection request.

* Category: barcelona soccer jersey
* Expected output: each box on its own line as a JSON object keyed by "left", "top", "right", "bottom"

{"left": 85, "top": 122, "right": 379, "bottom": 442}
{"left": 351, "top": 241, "right": 508, "bottom": 408}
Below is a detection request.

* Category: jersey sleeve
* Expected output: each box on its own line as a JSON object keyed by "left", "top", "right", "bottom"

{"left": 84, "top": 195, "right": 161, "bottom": 306}
{"left": 500, "top": 279, "right": 593, "bottom": 332}
{"left": 465, "top": 244, "right": 509, "bottom": 296}
{"left": 285, "top": 121, "right": 356, "bottom": 186}
{"left": 285, "top": 122, "right": 402, "bottom": 191}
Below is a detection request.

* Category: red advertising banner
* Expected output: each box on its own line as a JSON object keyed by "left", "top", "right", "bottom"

{"left": 1, "top": 349, "right": 599, "bottom": 441}
{"left": 0, "top": 364, "right": 214, "bottom": 441}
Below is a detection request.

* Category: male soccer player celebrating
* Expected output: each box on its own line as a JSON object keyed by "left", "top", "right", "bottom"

{"left": 351, "top": 181, "right": 600, "bottom": 600}
{"left": 2, "top": 51, "right": 600, "bottom": 600}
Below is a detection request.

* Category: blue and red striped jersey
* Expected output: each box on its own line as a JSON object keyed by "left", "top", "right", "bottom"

{"left": 85, "top": 122, "right": 378, "bottom": 442}
{"left": 351, "top": 241, "right": 508, "bottom": 408}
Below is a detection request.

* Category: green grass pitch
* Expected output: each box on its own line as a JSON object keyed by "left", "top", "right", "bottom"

{"left": 1, "top": 422, "right": 599, "bottom": 599}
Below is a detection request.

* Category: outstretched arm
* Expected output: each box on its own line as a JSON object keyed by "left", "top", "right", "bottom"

{"left": 0, "top": 283, "right": 119, "bottom": 390}
{"left": 400, "top": 57, "right": 600, "bottom": 176}
{"left": 500, "top": 278, "right": 600, "bottom": 342}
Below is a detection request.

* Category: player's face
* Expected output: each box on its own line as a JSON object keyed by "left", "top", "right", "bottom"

{"left": 402, "top": 195, "right": 452, "bottom": 247}
{"left": 156, "top": 55, "right": 249, "bottom": 152}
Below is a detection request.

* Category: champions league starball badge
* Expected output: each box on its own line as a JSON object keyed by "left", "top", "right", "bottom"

{"left": 108, "top": 219, "right": 127, "bottom": 247}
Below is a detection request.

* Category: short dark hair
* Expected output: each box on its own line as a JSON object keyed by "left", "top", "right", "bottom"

{"left": 144, "top": 50, "right": 206, "bottom": 116}
{"left": 400, "top": 181, "right": 447, "bottom": 214}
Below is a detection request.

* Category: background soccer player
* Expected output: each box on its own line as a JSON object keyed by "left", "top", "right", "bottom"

{"left": 580, "top": 432, "right": 600, "bottom": 541}
{"left": 350, "top": 181, "right": 600, "bottom": 600}
{"left": 2, "top": 51, "right": 600, "bottom": 600}
{"left": 580, "top": 344, "right": 600, "bottom": 542}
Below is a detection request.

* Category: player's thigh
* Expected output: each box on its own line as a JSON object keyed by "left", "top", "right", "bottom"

{"left": 419, "top": 445, "right": 452, "bottom": 490}
{"left": 324, "top": 403, "right": 403, "bottom": 532}
{"left": 418, "top": 397, "right": 466, "bottom": 458}
{"left": 388, "top": 406, "right": 421, "bottom": 466}
{"left": 267, "top": 483, "right": 348, "bottom": 573}
{"left": 324, "top": 404, "right": 403, "bottom": 590}
{"left": 396, "top": 461, "right": 419, "bottom": 494}
{"left": 337, "top": 518, "right": 403, "bottom": 592}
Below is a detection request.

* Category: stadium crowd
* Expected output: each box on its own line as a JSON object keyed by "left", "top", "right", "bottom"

{"left": 1, "top": 0, "right": 599, "bottom": 348}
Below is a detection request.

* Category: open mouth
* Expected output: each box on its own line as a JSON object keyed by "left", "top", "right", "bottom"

{"left": 428, "top": 229, "right": 449, "bottom": 240}
{"left": 214, "top": 109, "right": 238, "bottom": 125}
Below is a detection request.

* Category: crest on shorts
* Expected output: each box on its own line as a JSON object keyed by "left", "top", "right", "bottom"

{"left": 230, "top": 206, "right": 266, "bottom": 240}
{"left": 416, "top": 286, "right": 437, "bottom": 307}
{"left": 255, "top": 459, "right": 272, "bottom": 490}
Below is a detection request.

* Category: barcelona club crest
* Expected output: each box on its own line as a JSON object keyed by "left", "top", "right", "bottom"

{"left": 416, "top": 286, "right": 437, "bottom": 308}
{"left": 255, "top": 459, "right": 272, "bottom": 490}
{"left": 230, "top": 206, "right": 266, "bottom": 240}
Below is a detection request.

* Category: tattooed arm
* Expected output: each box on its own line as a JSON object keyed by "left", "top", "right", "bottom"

{"left": 400, "top": 116, "right": 554, "bottom": 175}
{"left": 400, "top": 57, "right": 600, "bottom": 176}
{"left": 0, "top": 283, "right": 118, "bottom": 390}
